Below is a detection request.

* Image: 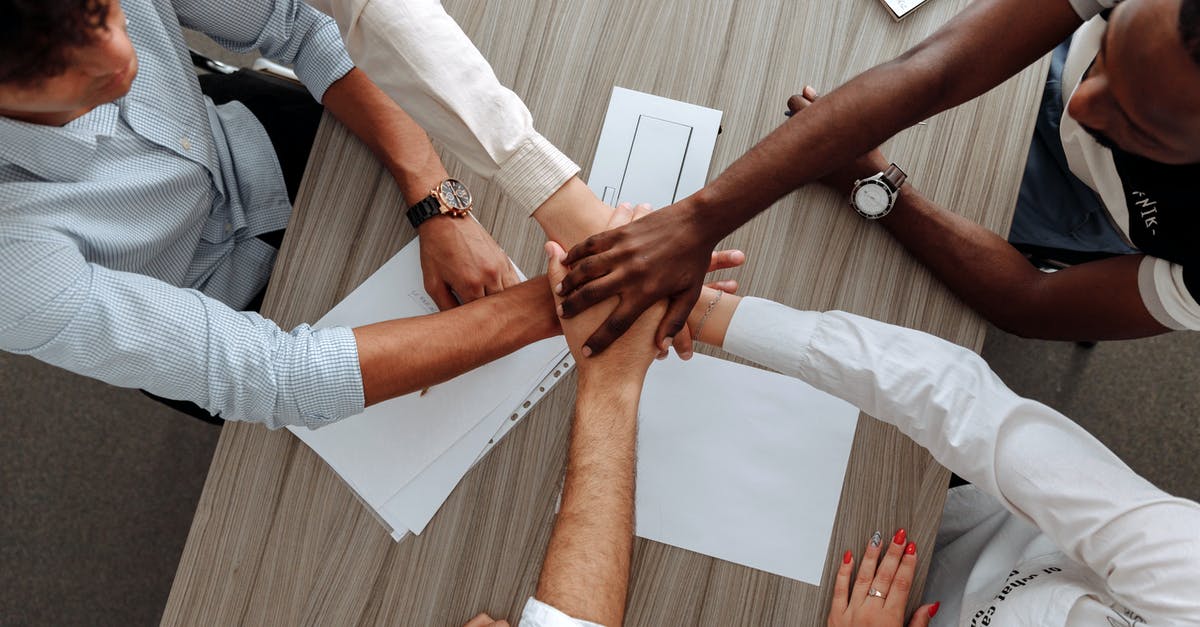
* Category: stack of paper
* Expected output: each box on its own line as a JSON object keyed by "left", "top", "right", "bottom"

{"left": 288, "top": 239, "right": 572, "bottom": 540}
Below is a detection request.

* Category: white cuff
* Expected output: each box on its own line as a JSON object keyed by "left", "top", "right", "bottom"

{"left": 494, "top": 134, "right": 580, "bottom": 215}
{"left": 722, "top": 297, "right": 820, "bottom": 378}
{"left": 519, "top": 597, "right": 605, "bottom": 627}
{"left": 1137, "top": 256, "right": 1200, "bottom": 331}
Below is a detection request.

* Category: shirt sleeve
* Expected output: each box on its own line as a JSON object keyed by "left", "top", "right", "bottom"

{"left": 722, "top": 296, "right": 1200, "bottom": 624}
{"left": 518, "top": 598, "right": 605, "bottom": 627}
{"left": 0, "top": 230, "right": 364, "bottom": 429}
{"left": 1067, "top": 0, "right": 1118, "bottom": 20}
{"left": 171, "top": 0, "right": 355, "bottom": 101}
{"left": 306, "top": 0, "right": 580, "bottom": 214}
{"left": 1137, "top": 255, "right": 1200, "bottom": 330}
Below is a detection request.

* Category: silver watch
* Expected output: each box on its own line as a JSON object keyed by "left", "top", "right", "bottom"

{"left": 850, "top": 163, "right": 907, "bottom": 219}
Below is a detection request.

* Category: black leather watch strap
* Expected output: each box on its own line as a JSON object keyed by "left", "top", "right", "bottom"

{"left": 406, "top": 194, "right": 442, "bottom": 230}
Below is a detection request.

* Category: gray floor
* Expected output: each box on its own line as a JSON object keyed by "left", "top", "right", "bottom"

{"left": 3, "top": 328, "right": 1198, "bottom": 626}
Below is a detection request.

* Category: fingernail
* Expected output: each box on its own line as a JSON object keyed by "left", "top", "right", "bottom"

{"left": 681, "top": 350, "right": 693, "bottom": 361}
{"left": 662, "top": 338, "right": 673, "bottom": 351}
{"left": 929, "top": 602, "right": 941, "bottom": 617}
{"left": 842, "top": 550, "right": 853, "bottom": 564}
{"left": 582, "top": 346, "right": 592, "bottom": 357}
{"left": 656, "top": 351, "right": 668, "bottom": 361}
{"left": 784, "top": 109, "right": 794, "bottom": 117}
{"left": 554, "top": 282, "right": 563, "bottom": 295}
{"left": 905, "top": 541, "right": 916, "bottom": 555}
{"left": 869, "top": 531, "right": 881, "bottom": 547}
{"left": 556, "top": 304, "right": 563, "bottom": 317}
{"left": 893, "top": 528, "right": 906, "bottom": 546}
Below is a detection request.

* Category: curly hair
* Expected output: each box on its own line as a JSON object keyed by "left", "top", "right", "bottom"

{"left": 0, "top": 0, "right": 111, "bottom": 86}
{"left": 1183, "top": 0, "right": 1200, "bottom": 67}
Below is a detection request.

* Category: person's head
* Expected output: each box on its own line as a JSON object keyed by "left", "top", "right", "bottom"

{"left": 0, "top": 0, "right": 138, "bottom": 126}
{"left": 1067, "top": 0, "right": 1200, "bottom": 164}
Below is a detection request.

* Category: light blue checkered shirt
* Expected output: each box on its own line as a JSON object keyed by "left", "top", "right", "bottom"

{"left": 0, "top": 0, "right": 362, "bottom": 428}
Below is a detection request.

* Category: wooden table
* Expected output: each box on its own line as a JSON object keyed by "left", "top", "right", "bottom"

{"left": 164, "top": 0, "right": 1047, "bottom": 624}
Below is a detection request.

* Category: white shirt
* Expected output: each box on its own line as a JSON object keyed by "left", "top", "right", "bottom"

{"left": 721, "top": 298, "right": 1200, "bottom": 626}
{"left": 303, "top": 0, "right": 580, "bottom": 214}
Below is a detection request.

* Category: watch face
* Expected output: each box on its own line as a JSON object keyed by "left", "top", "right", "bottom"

{"left": 438, "top": 179, "right": 473, "bottom": 214}
{"left": 853, "top": 181, "right": 890, "bottom": 217}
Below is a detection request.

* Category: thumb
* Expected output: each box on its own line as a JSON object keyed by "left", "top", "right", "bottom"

{"left": 908, "top": 602, "right": 940, "bottom": 627}
{"left": 544, "top": 241, "right": 568, "bottom": 291}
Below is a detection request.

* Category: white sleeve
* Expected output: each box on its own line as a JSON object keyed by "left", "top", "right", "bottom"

{"left": 1137, "top": 255, "right": 1200, "bottom": 330}
{"left": 518, "top": 597, "right": 604, "bottom": 627}
{"left": 1067, "top": 0, "right": 1117, "bottom": 20}
{"left": 305, "top": 0, "right": 579, "bottom": 214}
{"left": 722, "top": 297, "right": 1200, "bottom": 624}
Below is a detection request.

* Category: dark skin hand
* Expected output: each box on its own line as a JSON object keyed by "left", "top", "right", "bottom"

{"left": 558, "top": 0, "right": 1085, "bottom": 355}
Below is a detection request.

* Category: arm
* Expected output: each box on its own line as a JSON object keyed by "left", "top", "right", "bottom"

{"left": 177, "top": 0, "right": 519, "bottom": 306}
{"left": 558, "top": 0, "right": 1089, "bottom": 355}
{"left": 810, "top": 132, "right": 1168, "bottom": 340}
{"left": 700, "top": 296, "right": 1200, "bottom": 623}
{"left": 0, "top": 231, "right": 557, "bottom": 428}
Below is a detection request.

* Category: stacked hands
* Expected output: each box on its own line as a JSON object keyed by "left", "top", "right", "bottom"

{"left": 553, "top": 85, "right": 890, "bottom": 358}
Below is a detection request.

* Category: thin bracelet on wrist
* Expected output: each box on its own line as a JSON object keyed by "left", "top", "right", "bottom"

{"left": 693, "top": 290, "right": 724, "bottom": 341}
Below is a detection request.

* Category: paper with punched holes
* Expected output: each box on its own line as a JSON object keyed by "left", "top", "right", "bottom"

{"left": 289, "top": 239, "right": 571, "bottom": 540}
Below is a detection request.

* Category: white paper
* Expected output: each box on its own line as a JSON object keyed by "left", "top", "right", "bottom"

{"left": 636, "top": 353, "right": 860, "bottom": 585}
{"left": 878, "top": 0, "right": 931, "bottom": 19}
{"left": 289, "top": 240, "right": 569, "bottom": 510}
{"left": 588, "top": 87, "right": 722, "bottom": 208}
{"left": 378, "top": 351, "right": 571, "bottom": 535}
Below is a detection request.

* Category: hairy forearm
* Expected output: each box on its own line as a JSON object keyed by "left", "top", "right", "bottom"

{"left": 880, "top": 187, "right": 1167, "bottom": 340}
{"left": 353, "top": 277, "right": 559, "bottom": 405}
{"left": 686, "top": 0, "right": 1081, "bottom": 242}
{"left": 322, "top": 68, "right": 448, "bottom": 203}
{"left": 536, "top": 376, "right": 641, "bottom": 626}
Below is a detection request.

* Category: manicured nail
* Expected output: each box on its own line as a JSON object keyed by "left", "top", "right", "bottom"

{"left": 784, "top": 109, "right": 794, "bottom": 117}
{"left": 893, "top": 528, "right": 906, "bottom": 546}
{"left": 905, "top": 541, "right": 916, "bottom": 555}
{"left": 842, "top": 550, "right": 853, "bottom": 564}
{"left": 554, "top": 282, "right": 563, "bottom": 295}
{"left": 869, "top": 531, "right": 881, "bottom": 547}
{"left": 929, "top": 602, "right": 940, "bottom": 617}
{"left": 582, "top": 346, "right": 592, "bottom": 358}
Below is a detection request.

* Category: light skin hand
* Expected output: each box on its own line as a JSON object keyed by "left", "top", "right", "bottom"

{"left": 828, "top": 529, "right": 939, "bottom": 627}
{"left": 321, "top": 68, "right": 517, "bottom": 309}
{"left": 418, "top": 214, "right": 521, "bottom": 309}
{"left": 462, "top": 613, "right": 509, "bottom": 627}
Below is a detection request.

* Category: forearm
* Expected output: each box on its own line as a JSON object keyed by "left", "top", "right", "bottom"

{"left": 354, "top": 277, "right": 559, "bottom": 406}
{"left": 536, "top": 376, "right": 641, "bottom": 627}
{"left": 531, "top": 178, "right": 614, "bottom": 251}
{"left": 322, "top": 68, "right": 448, "bottom": 203}
{"left": 880, "top": 186, "right": 1167, "bottom": 339}
{"left": 684, "top": 0, "right": 1081, "bottom": 243}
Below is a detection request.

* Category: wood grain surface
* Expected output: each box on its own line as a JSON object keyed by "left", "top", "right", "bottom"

{"left": 164, "top": 0, "right": 1048, "bottom": 624}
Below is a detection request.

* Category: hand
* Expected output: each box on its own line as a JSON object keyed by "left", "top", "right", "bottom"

{"left": 787, "top": 86, "right": 890, "bottom": 193}
{"left": 463, "top": 612, "right": 509, "bottom": 627}
{"left": 548, "top": 204, "right": 665, "bottom": 382}
{"left": 828, "top": 528, "right": 939, "bottom": 627}
{"left": 418, "top": 215, "right": 521, "bottom": 310}
{"left": 557, "top": 203, "right": 742, "bottom": 357}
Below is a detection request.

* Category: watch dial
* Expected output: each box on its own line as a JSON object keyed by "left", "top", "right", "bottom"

{"left": 854, "top": 182, "right": 889, "bottom": 216}
{"left": 440, "top": 179, "right": 472, "bottom": 212}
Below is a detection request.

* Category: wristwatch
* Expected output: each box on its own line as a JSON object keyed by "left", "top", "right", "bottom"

{"left": 850, "top": 163, "right": 907, "bottom": 220}
{"left": 406, "top": 178, "right": 474, "bottom": 229}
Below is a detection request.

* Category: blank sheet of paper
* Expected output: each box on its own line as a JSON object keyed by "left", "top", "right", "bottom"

{"left": 636, "top": 353, "right": 860, "bottom": 585}
{"left": 588, "top": 87, "right": 721, "bottom": 208}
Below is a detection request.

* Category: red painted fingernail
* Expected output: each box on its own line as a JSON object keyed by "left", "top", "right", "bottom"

{"left": 893, "top": 528, "right": 906, "bottom": 545}
{"left": 929, "top": 602, "right": 940, "bottom": 617}
{"left": 905, "top": 541, "right": 916, "bottom": 555}
{"left": 843, "top": 550, "right": 852, "bottom": 564}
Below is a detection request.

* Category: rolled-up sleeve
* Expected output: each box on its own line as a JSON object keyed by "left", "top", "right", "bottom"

{"left": 1068, "top": 0, "right": 1117, "bottom": 20}
{"left": 173, "top": 0, "right": 355, "bottom": 101}
{"left": 0, "top": 231, "right": 364, "bottom": 429}
{"left": 518, "top": 598, "right": 604, "bottom": 627}
{"left": 307, "top": 0, "right": 580, "bottom": 213}
{"left": 1137, "top": 255, "right": 1200, "bottom": 330}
